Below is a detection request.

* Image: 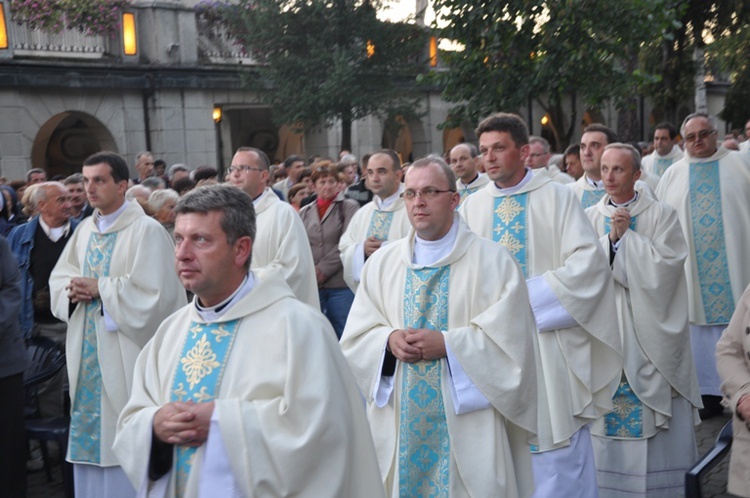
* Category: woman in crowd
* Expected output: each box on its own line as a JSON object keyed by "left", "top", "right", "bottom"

{"left": 299, "top": 161, "right": 359, "bottom": 339}
{"left": 148, "top": 188, "right": 179, "bottom": 237}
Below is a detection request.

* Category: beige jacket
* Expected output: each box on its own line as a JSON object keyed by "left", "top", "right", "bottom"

{"left": 717, "top": 284, "right": 750, "bottom": 497}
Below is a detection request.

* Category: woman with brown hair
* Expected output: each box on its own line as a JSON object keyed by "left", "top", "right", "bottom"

{"left": 299, "top": 161, "right": 359, "bottom": 338}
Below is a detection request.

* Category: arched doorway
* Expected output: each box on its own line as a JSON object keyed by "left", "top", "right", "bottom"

{"left": 32, "top": 112, "right": 117, "bottom": 178}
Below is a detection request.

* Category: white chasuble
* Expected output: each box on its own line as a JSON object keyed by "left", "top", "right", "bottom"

{"left": 339, "top": 195, "right": 411, "bottom": 292}
{"left": 459, "top": 176, "right": 622, "bottom": 450}
{"left": 655, "top": 147, "right": 750, "bottom": 326}
{"left": 50, "top": 201, "right": 186, "bottom": 467}
{"left": 115, "top": 269, "right": 384, "bottom": 498}
{"left": 342, "top": 221, "right": 538, "bottom": 497}
{"left": 252, "top": 188, "right": 319, "bottom": 308}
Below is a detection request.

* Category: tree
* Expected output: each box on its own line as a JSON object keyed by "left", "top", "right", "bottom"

{"left": 213, "top": 0, "right": 428, "bottom": 151}
{"left": 429, "top": 0, "right": 678, "bottom": 148}
{"left": 643, "top": 1, "right": 750, "bottom": 124}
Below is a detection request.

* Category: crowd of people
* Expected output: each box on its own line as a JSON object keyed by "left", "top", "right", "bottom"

{"left": 1, "top": 110, "right": 750, "bottom": 498}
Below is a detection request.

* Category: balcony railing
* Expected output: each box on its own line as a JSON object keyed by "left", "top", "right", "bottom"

{"left": 4, "top": 20, "right": 111, "bottom": 59}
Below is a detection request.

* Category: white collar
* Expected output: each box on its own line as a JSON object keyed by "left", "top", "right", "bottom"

{"left": 492, "top": 168, "right": 533, "bottom": 195}
{"left": 413, "top": 217, "right": 459, "bottom": 266}
{"left": 96, "top": 200, "right": 129, "bottom": 232}
{"left": 38, "top": 216, "right": 71, "bottom": 242}
{"left": 195, "top": 272, "right": 256, "bottom": 322}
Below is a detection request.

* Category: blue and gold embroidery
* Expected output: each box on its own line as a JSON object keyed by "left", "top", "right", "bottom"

{"left": 492, "top": 194, "right": 529, "bottom": 277}
{"left": 399, "top": 267, "right": 450, "bottom": 498}
{"left": 653, "top": 157, "right": 673, "bottom": 177}
{"left": 581, "top": 189, "right": 605, "bottom": 209}
{"left": 171, "top": 319, "right": 241, "bottom": 495}
{"left": 690, "top": 162, "right": 734, "bottom": 324}
{"left": 69, "top": 232, "right": 117, "bottom": 464}
{"left": 367, "top": 210, "right": 394, "bottom": 241}
{"left": 605, "top": 373, "right": 643, "bottom": 438}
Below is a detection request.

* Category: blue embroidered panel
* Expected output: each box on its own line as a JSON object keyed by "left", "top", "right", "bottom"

{"left": 69, "top": 232, "right": 117, "bottom": 464}
{"left": 492, "top": 194, "right": 529, "bottom": 278}
{"left": 689, "top": 161, "right": 734, "bottom": 324}
{"left": 653, "top": 157, "right": 673, "bottom": 177}
{"left": 605, "top": 373, "right": 643, "bottom": 438}
{"left": 581, "top": 189, "right": 605, "bottom": 209}
{"left": 170, "top": 319, "right": 241, "bottom": 496}
{"left": 399, "top": 267, "right": 451, "bottom": 498}
{"left": 367, "top": 210, "right": 394, "bottom": 241}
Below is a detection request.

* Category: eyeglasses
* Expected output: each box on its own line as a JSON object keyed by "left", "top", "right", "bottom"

{"left": 684, "top": 129, "right": 715, "bottom": 143}
{"left": 227, "top": 165, "right": 263, "bottom": 174}
{"left": 401, "top": 188, "right": 455, "bottom": 200}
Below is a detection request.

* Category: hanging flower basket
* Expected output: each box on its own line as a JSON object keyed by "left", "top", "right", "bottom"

{"left": 9, "top": 0, "right": 133, "bottom": 38}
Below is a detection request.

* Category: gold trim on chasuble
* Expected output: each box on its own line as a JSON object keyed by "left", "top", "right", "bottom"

{"left": 399, "top": 266, "right": 451, "bottom": 497}
{"left": 170, "top": 319, "right": 241, "bottom": 495}
{"left": 69, "top": 232, "right": 117, "bottom": 463}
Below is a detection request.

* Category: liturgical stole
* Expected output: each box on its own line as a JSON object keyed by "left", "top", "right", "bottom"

{"left": 492, "top": 194, "right": 529, "bottom": 278}
{"left": 170, "top": 319, "right": 241, "bottom": 495}
{"left": 367, "top": 210, "right": 394, "bottom": 241}
{"left": 69, "top": 232, "right": 118, "bottom": 464}
{"left": 398, "top": 267, "right": 451, "bottom": 497}
{"left": 689, "top": 162, "right": 734, "bottom": 324}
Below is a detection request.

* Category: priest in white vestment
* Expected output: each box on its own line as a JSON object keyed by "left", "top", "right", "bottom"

{"left": 115, "top": 185, "right": 383, "bottom": 498}
{"left": 339, "top": 150, "right": 411, "bottom": 292}
{"left": 227, "top": 147, "right": 319, "bottom": 308}
{"left": 342, "top": 158, "right": 539, "bottom": 497}
{"left": 585, "top": 144, "right": 702, "bottom": 497}
{"left": 641, "top": 123, "right": 683, "bottom": 180}
{"left": 459, "top": 113, "right": 622, "bottom": 498}
{"left": 449, "top": 143, "right": 491, "bottom": 204}
{"left": 656, "top": 112, "right": 750, "bottom": 419}
{"left": 49, "top": 152, "right": 187, "bottom": 498}
{"left": 527, "top": 136, "right": 574, "bottom": 185}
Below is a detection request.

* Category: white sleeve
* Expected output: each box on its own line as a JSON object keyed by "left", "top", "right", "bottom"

{"left": 351, "top": 242, "right": 366, "bottom": 284}
{"left": 526, "top": 275, "right": 578, "bottom": 332}
{"left": 199, "top": 411, "right": 243, "bottom": 498}
{"left": 373, "top": 338, "right": 395, "bottom": 408}
{"left": 444, "top": 337, "right": 491, "bottom": 415}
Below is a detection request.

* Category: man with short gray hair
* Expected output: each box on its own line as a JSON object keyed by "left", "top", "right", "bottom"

{"left": 656, "top": 112, "right": 750, "bottom": 419}
{"left": 115, "top": 184, "right": 383, "bottom": 497}
{"left": 133, "top": 151, "right": 155, "bottom": 184}
{"left": 586, "top": 143, "right": 701, "bottom": 494}
{"left": 527, "top": 136, "right": 574, "bottom": 184}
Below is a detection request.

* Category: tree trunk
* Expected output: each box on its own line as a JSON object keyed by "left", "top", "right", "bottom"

{"left": 341, "top": 110, "right": 353, "bottom": 152}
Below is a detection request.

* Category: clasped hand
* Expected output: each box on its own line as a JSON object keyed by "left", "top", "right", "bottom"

{"left": 153, "top": 401, "right": 215, "bottom": 446}
{"left": 609, "top": 207, "right": 631, "bottom": 243}
{"left": 388, "top": 328, "right": 446, "bottom": 363}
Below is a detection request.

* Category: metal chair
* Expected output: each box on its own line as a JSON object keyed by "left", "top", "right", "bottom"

{"left": 24, "top": 337, "right": 73, "bottom": 497}
{"left": 685, "top": 419, "right": 733, "bottom": 498}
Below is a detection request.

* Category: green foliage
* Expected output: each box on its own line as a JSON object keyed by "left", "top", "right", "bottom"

{"left": 9, "top": 0, "right": 132, "bottom": 38}
{"left": 430, "top": 0, "right": 678, "bottom": 145}
{"left": 207, "top": 0, "right": 429, "bottom": 149}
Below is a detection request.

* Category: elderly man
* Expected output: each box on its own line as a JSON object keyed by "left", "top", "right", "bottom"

{"left": 641, "top": 122, "right": 683, "bottom": 179}
{"left": 50, "top": 151, "right": 186, "bottom": 498}
{"left": 133, "top": 151, "right": 155, "bottom": 184}
{"left": 8, "top": 182, "right": 77, "bottom": 422}
{"left": 656, "top": 112, "right": 750, "bottom": 419}
{"left": 586, "top": 144, "right": 701, "bottom": 496}
{"left": 342, "top": 157, "right": 538, "bottom": 497}
{"left": 459, "top": 113, "right": 621, "bottom": 497}
{"left": 228, "top": 146, "right": 319, "bottom": 307}
{"left": 449, "top": 143, "right": 490, "bottom": 203}
{"left": 339, "top": 149, "right": 411, "bottom": 292}
{"left": 115, "top": 185, "right": 383, "bottom": 497}
{"left": 64, "top": 173, "right": 94, "bottom": 222}
{"left": 526, "top": 136, "right": 574, "bottom": 184}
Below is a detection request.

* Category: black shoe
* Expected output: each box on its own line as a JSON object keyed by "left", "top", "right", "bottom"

{"left": 699, "top": 395, "right": 724, "bottom": 420}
